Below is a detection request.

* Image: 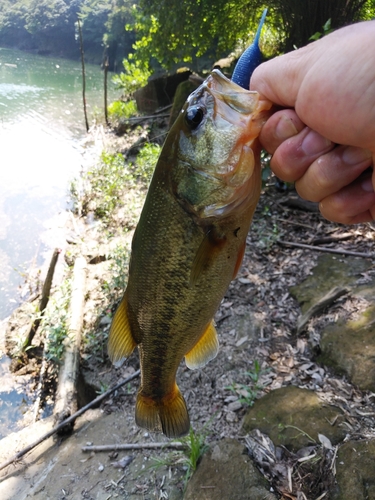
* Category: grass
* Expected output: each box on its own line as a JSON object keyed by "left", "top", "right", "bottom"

{"left": 69, "top": 142, "right": 160, "bottom": 226}
{"left": 40, "top": 278, "right": 72, "bottom": 365}
{"left": 148, "top": 425, "right": 210, "bottom": 490}
{"left": 226, "top": 360, "right": 270, "bottom": 407}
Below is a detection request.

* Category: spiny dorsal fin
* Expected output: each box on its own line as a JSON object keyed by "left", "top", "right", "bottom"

{"left": 107, "top": 297, "right": 137, "bottom": 363}
{"left": 185, "top": 320, "right": 219, "bottom": 369}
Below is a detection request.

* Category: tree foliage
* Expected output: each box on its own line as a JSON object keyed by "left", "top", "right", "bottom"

{"left": 133, "top": 0, "right": 375, "bottom": 69}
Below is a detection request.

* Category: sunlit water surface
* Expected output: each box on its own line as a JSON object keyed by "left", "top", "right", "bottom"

{"left": 0, "top": 47, "right": 117, "bottom": 437}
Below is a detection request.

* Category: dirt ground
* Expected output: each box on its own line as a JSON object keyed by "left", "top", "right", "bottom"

{"left": 1, "top": 121, "right": 375, "bottom": 499}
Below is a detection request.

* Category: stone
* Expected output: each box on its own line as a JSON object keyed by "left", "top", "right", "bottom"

{"left": 319, "top": 305, "right": 375, "bottom": 391}
{"left": 242, "top": 386, "right": 347, "bottom": 451}
{"left": 289, "top": 254, "right": 372, "bottom": 314}
{"left": 183, "top": 438, "right": 276, "bottom": 500}
{"left": 332, "top": 439, "right": 375, "bottom": 499}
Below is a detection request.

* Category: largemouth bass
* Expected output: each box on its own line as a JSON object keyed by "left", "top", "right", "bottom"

{"left": 108, "top": 70, "right": 271, "bottom": 438}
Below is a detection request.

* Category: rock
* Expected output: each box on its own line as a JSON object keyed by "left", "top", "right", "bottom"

{"left": 289, "top": 254, "right": 372, "bottom": 314}
{"left": 319, "top": 305, "right": 375, "bottom": 391}
{"left": 332, "top": 439, "right": 375, "bottom": 499}
{"left": 183, "top": 438, "right": 276, "bottom": 500}
{"left": 134, "top": 70, "right": 192, "bottom": 113}
{"left": 242, "top": 386, "right": 346, "bottom": 451}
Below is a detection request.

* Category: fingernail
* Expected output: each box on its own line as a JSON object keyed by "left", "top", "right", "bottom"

{"left": 342, "top": 146, "right": 372, "bottom": 166}
{"left": 361, "top": 177, "right": 375, "bottom": 192}
{"left": 301, "top": 129, "right": 332, "bottom": 156}
{"left": 275, "top": 116, "right": 299, "bottom": 141}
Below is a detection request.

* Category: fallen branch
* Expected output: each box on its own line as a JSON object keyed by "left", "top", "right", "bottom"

{"left": 82, "top": 442, "right": 185, "bottom": 453}
{"left": 22, "top": 248, "right": 61, "bottom": 351}
{"left": 54, "top": 256, "right": 87, "bottom": 431}
{"left": 0, "top": 369, "right": 140, "bottom": 472}
{"left": 277, "top": 240, "right": 375, "bottom": 259}
{"left": 297, "top": 286, "right": 349, "bottom": 334}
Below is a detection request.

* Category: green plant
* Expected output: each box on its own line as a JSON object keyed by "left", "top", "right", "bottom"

{"left": 309, "top": 18, "right": 333, "bottom": 41}
{"left": 112, "top": 56, "right": 151, "bottom": 95}
{"left": 41, "top": 279, "right": 72, "bottom": 364}
{"left": 135, "top": 142, "right": 161, "bottom": 183}
{"left": 148, "top": 425, "right": 210, "bottom": 490}
{"left": 108, "top": 99, "right": 138, "bottom": 120}
{"left": 226, "top": 360, "right": 270, "bottom": 406}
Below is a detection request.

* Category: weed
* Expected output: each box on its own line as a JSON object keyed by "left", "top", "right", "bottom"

{"left": 178, "top": 426, "right": 209, "bottom": 484}
{"left": 108, "top": 100, "right": 138, "bottom": 121}
{"left": 102, "top": 243, "right": 130, "bottom": 301}
{"left": 135, "top": 142, "right": 161, "bottom": 183}
{"left": 148, "top": 425, "right": 210, "bottom": 490}
{"left": 226, "top": 360, "right": 270, "bottom": 407}
{"left": 112, "top": 57, "right": 151, "bottom": 95}
{"left": 40, "top": 279, "right": 72, "bottom": 365}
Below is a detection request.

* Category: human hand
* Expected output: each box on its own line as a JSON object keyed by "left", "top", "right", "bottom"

{"left": 250, "top": 21, "right": 375, "bottom": 224}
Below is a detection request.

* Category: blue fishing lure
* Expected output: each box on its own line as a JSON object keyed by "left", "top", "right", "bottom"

{"left": 231, "top": 8, "right": 267, "bottom": 89}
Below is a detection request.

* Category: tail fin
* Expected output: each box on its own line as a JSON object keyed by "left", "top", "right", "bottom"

{"left": 231, "top": 8, "right": 268, "bottom": 89}
{"left": 135, "top": 384, "right": 190, "bottom": 438}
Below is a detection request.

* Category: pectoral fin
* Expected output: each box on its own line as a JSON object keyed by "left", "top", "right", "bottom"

{"left": 232, "top": 240, "right": 246, "bottom": 279}
{"left": 190, "top": 229, "right": 226, "bottom": 286}
{"left": 185, "top": 321, "right": 219, "bottom": 369}
{"left": 107, "top": 297, "right": 137, "bottom": 363}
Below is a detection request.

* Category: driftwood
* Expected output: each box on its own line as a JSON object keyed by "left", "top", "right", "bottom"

{"left": 82, "top": 442, "right": 185, "bottom": 453}
{"left": 53, "top": 256, "right": 87, "bottom": 431}
{"left": 297, "top": 286, "right": 349, "bottom": 334}
{"left": 0, "top": 370, "right": 140, "bottom": 472}
{"left": 22, "top": 248, "right": 60, "bottom": 352}
{"left": 277, "top": 240, "right": 375, "bottom": 259}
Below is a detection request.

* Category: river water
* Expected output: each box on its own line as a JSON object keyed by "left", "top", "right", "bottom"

{"left": 0, "top": 47, "right": 117, "bottom": 437}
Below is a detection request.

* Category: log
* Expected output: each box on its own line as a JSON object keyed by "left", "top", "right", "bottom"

{"left": 22, "top": 248, "right": 61, "bottom": 352}
{"left": 297, "top": 286, "right": 349, "bottom": 334}
{"left": 53, "top": 256, "right": 88, "bottom": 431}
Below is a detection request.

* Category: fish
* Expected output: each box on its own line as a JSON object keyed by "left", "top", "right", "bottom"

{"left": 108, "top": 17, "right": 271, "bottom": 439}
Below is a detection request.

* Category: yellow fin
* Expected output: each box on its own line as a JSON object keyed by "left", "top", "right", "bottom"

{"left": 135, "top": 384, "right": 190, "bottom": 438}
{"left": 190, "top": 229, "right": 226, "bottom": 286}
{"left": 107, "top": 297, "right": 137, "bottom": 363}
{"left": 185, "top": 321, "right": 219, "bottom": 369}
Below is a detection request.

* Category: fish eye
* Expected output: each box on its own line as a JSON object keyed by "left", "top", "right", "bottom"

{"left": 185, "top": 106, "right": 204, "bottom": 130}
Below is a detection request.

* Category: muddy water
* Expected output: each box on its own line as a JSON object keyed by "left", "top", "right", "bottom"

{"left": 0, "top": 47, "right": 117, "bottom": 437}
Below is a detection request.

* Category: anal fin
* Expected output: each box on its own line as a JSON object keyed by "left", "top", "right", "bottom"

{"left": 185, "top": 321, "right": 219, "bottom": 369}
{"left": 107, "top": 297, "right": 137, "bottom": 363}
{"left": 135, "top": 384, "right": 190, "bottom": 438}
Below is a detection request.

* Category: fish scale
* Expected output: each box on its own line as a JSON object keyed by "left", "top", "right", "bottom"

{"left": 108, "top": 16, "right": 271, "bottom": 437}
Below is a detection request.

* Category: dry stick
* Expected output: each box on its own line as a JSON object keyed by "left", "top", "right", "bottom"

{"left": 53, "top": 256, "right": 87, "bottom": 431}
{"left": 82, "top": 442, "right": 185, "bottom": 453}
{"left": 277, "top": 240, "right": 375, "bottom": 259}
{"left": 77, "top": 18, "right": 89, "bottom": 133}
{"left": 0, "top": 369, "right": 140, "bottom": 473}
{"left": 297, "top": 286, "right": 349, "bottom": 334}
{"left": 22, "top": 248, "right": 61, "bottom": 351}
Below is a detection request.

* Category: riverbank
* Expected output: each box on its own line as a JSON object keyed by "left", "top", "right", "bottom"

{"left": 1, "top": 113, "right": 375, "bottom": 498}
